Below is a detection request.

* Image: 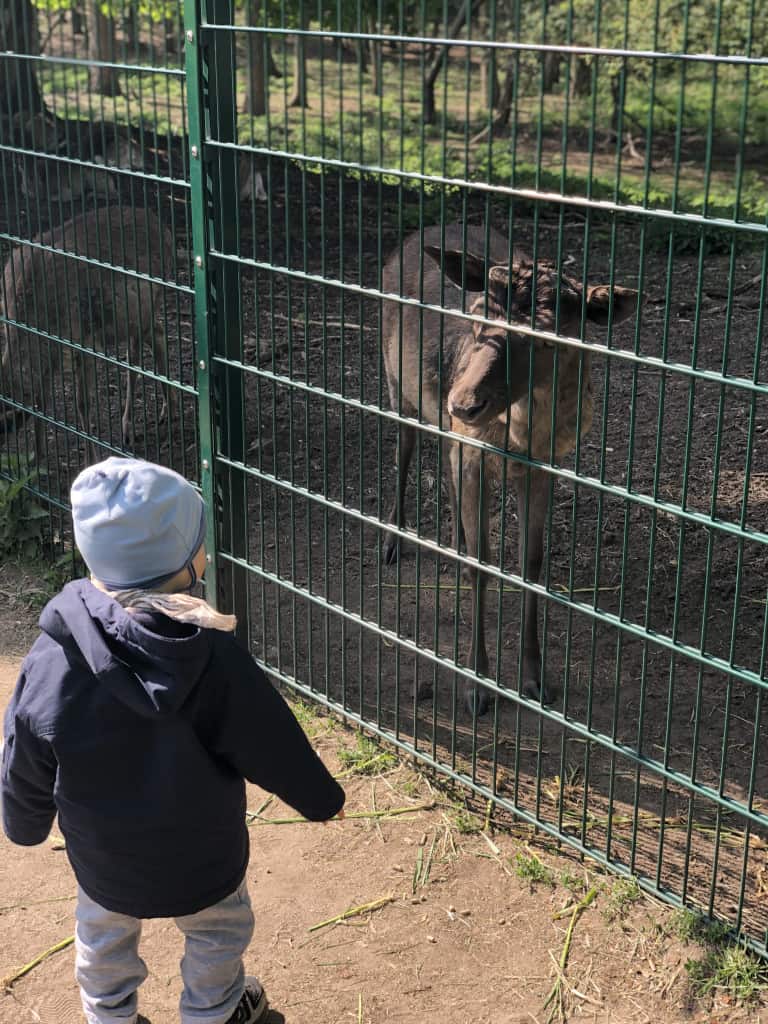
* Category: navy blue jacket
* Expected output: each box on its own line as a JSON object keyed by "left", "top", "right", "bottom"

{"left": 1, "top": 580, "right": 345, "bottom": 918}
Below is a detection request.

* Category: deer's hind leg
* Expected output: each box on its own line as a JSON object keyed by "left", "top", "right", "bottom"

{"left": 382, "top": 362, "right": 421, "bottom": 565}
{"left": 73, "top": 348, "right": 100, "bottom": 463}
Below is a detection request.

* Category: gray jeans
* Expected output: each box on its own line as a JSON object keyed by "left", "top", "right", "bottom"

{"left": 75, "top": 881, "right": 255, "bottom": 1024}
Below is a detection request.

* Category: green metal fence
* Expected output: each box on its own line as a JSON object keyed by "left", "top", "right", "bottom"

{"left": 2, "top": 0, "right": 768, "bottom": 954}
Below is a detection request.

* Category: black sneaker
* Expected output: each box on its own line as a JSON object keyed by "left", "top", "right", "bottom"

{"left": 225, "top": 977, "right": 269, "bottom": 1024}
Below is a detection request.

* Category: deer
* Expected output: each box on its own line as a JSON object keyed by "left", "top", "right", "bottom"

{"left": 381, "top": 223, "right": 638, "bottom": 716}
{"left": 0, "top": 205, "right": 176, "bottom": 461}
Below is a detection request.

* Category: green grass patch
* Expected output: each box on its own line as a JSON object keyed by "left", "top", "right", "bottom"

{"left": 449, "top": 805, "right": 483, "bottom": 835}
{"left": 337, "top": 732, "right": 397, "bottom": 776}
{"left": 514, "top": 851, "right": 556, "bottom": 887}
{"left": 287, "top": 698, "right": 334, "bottom": 740}
{"left": 602, "top": 877, "right": 642, "bottom": 921}
{"left": 559, "top": 869, "right": 588, "bottom": 896}
{"left": 686, "top": 943, "right": 768, "bottom": 1003}
{"left": 671, "top": 908, "right": 733, "bottom": 946}
{"left": 669, "top": 908, "right": 768, "bottom": 1004}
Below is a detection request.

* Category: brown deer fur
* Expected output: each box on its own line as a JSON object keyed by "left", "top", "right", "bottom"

{"left": 0, "top": 205, "right": 175, "bottom": 459}
{"left": 381, "top": 222, "right": 638, "bottom": 714}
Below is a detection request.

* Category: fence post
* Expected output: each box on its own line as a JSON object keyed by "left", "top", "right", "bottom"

{"left": 184, "top": 0, "right": 250, "bottom": 630}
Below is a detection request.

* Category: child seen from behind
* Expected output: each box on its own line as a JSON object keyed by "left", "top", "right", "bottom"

{"left": 1, "top": 457, "right": 346, "bottom": 1024}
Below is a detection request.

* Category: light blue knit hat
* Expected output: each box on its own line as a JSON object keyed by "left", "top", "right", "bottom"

{"left": 70, "top": 457, "right": 206, "bottom": 590}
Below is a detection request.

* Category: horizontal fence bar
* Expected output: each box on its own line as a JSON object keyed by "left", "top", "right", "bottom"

{"left": 208, "top": 253, "right": 768, "bottom": 397}
{"left": 0, "top": 231, "right": 194, "bottom": 295}
{"left": 0, "top": 143, "right": 191, "bottom": 191}
{"left": 200, "top": 25, "right": 768, "bottom": 69}
{"left": 209, "top": 141, "right": 768, "bottom": 235}
{"left": 0, "top": 49, "right": 185, "bottom": 76}
{"left": 0, "top": 468, "right": 73, "bottom": 515}
{"left": 212, "top": 356, "right": 768, "bottom": 547}
{"left": 221, "top": 548, "right": 768, "bottom": 824}
{"left": 215, "top": 455, "right": 768, "bottom": 690}
{"left": 0, "top": 396, "right": 133, "bottom": 457}
{"left": 0, "top": 321, "right": 196, "bottom": 395}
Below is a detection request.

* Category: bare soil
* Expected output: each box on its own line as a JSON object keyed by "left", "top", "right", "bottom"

{"left": 1, "top": 561, "right": 767, "bottom": 1024}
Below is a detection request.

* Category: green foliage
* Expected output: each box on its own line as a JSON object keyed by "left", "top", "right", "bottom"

{"left": 0, "top": 455, "right": 50, "bottom": 560}
{"left": 686, "top": 943, "right": 768, "bottom": 1003}
{"left": 21, "top": 551, "right": 79, "bottom": 610}
{"left": 669, "top": 908, "right": 768, "bottom": 1003}
{"left": 544, "top": 0, "right": 768, "bottom": 58}
{"left": 514, "top": 852, "right": 556, "bottom": 887}
{"left": 450, "top": 806, "right": 482, "bottom": 834}
{"left": 337, "top": 732, "right": 396, "bottom": 775}
{"left": 288, "top": 697, "right": 333, "bottom": 738}
{"left": 603, "top": 877, "right": 641, "bottom": 921}
{"left": 33, "top": 0, "right": 178, "bottom": 23}
{"left": 559, "top": 869, "right": 588, "bottom": 895}
{"left": 671, "top": 908, "right": 732, "bottom": 946}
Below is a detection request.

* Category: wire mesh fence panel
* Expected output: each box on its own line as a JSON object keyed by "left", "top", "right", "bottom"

{"left": 0, "top": 0, "right": 196, "bottom": 563}
{"left": 197, "top": 0, "right": 768, "bottom": 953}
{"left": 3, "top": 0, "right": 768, "bottom": 953}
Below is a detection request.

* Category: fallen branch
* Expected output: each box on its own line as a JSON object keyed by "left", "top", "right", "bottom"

{"left": 270, "top": 312, "right": 377, "bottom": 333}
{"left": 2, "top": 936, "right": 75, "bottom": 992}
{"left": 309, "top": 895, "right": 395, "bottom": 933}
{"left": 251, "top": 803, "right": 434, "bottom": 827}
{"left": 245, "top": 794, "right": 274, "bottom": 822}
{"left": 379, "top": 582, "right": 619, "bottom": 596}
{"left": 543, "top": 886, "right": 598, "bottom": 1023}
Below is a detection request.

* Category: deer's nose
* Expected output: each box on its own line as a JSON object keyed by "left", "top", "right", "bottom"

{"left": 448, "top": 396, "right": 488, "bottom": 423}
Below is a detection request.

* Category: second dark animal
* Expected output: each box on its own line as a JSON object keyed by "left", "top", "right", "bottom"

{"left": 0, "top": 205, "right": 176, "bottom": 461}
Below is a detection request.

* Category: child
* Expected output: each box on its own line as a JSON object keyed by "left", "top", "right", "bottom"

{"left": 1, "top": 457, "right": 345, "bottom": 1024}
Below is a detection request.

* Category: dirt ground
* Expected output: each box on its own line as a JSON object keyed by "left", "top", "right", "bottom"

{"left": 1, "top": 561, "right": 767, "bottom": 1024}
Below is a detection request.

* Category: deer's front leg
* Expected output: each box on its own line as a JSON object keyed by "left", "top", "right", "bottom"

{"left": 451, "top": 439, "right": 491, "bottom": 715}
{"left": 515, "top": 469, "right": 551, "bottom": 702}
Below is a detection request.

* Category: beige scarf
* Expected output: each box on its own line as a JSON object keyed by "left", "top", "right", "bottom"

{"left": 92, "top": 581, "right": 237, "bottom": 632}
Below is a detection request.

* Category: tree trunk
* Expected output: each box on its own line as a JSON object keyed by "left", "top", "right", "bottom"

{"left": 164, "top": 16, "right": 180, "bottom": 56}
{"left": 542, "top": 50, "right": 560, "bottom": 93}
{"left": 480, "top": 49, "right": 499, "bottom": 110}
{"left": 0, "top": 0, "right": 45, "bottom": 126}
{"left": 494, "top": 63, "right": 514, "bottom": 128}
{"left": 356, "top": 37, "right": 368, "bottom": 74}
{"left": 71, "top": 5, "right": 85, "bottom": 35}
{"left": 122, "top": 2, "right": 138, "bottom": 49}
{"left": 422, "top": 0, "right": 482, "bottom": 125}
{"left": 288, "top": 7, "right": 308, "bottom": 108}
{"left": 367, "top": 14, "right": 381, "bottom": 98}
{"left": 267, "top": 39, "right": 281, "bottom": 78}
{"left": 610, "top": 69, "right": 623, "bottom": 135}
{"left": 570, "top": 56, "right": 591, "bottom": 98}
{"left": 87, "top": 2, "right": 121, "bottom": 96}
{"left": 242, "top": 24, "right": 267, "bottom": 116}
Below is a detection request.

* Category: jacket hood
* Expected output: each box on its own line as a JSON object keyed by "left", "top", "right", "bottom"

{"left": 39, "top": 579, "right": 214, "bottom": 717}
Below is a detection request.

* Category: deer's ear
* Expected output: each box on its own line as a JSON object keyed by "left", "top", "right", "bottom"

{"left": 586, "top": 285, "right": 639, "bottom": 325}
{"left": 424, "top": 245, "right": 488, "bottom": 292}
